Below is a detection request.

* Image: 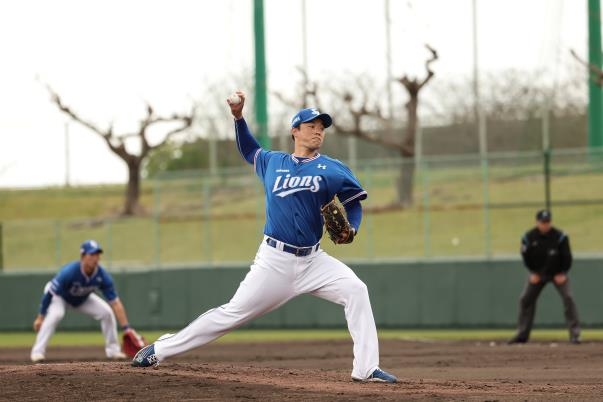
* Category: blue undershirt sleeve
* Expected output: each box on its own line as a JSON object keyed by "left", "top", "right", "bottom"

{"left": 234, "top": 118, "right": 261, "bottom": 164}
{"left": 343, "top": 199, "right": 363, "bottom": 233}
{"left": 39, "top": 291, "right": 53, "bottom": 316}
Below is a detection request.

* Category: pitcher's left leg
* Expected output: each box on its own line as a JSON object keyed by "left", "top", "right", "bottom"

{"left": 300, "top": 251, "right": 380, "bottom": 380}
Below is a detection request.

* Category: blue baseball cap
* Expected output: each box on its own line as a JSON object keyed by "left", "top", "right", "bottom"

{"left": 80, "top": 240, "right": 103, "bottom": 255}
{"left": 291, "top": 108, "right": 332, "bottom": 129}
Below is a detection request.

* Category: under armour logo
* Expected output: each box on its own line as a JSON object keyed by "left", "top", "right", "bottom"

{"left": 317, "top": 164, "right": 326, "bottom": 170}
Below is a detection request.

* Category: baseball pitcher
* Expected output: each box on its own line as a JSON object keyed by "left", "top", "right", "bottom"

{"left": 132, "top": 91, "right": 397, "bottom": 383}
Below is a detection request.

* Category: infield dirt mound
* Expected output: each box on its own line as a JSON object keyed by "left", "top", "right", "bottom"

{"left": 1, "top": 339, "right": 602, "bottom": 401}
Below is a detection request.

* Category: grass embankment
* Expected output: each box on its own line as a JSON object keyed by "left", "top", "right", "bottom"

{"left": 1, "top": 159, "right": 602, "bottom": 270}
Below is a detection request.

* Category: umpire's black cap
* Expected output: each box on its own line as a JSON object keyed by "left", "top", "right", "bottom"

{"left": 536, "top": 209, "right": 552, "bottom": 222}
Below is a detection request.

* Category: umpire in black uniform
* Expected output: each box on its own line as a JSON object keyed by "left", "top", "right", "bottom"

{"left": 508, "top": 209, "right": 581, "bottom": 344}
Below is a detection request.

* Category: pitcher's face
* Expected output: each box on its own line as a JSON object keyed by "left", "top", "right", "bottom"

{"left": 292, "top": 119, "right": 325, "bottom": 152}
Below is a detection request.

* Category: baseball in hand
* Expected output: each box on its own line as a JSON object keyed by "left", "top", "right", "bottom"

{"left": 228, "top": 94, "right": 241, "bottom": 104}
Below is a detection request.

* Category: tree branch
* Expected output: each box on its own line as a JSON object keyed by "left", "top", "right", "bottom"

{"left": 45, "top": 84, "right": 128, "bottom": 158}
{"left": 330, "top": 89, "right": 400, "bottom": 151}
{"left": 46, "top": 85, "right": 195, "bottom": 161}
{"left": 333, "top": 123, "right": 403, "bottom": 150}
{"left": 425, "top": 44, "right": 438, "bottom": 73}
{"left": 143, "top": 113, "right": 194, "bottom": 157}
{"left": 272, "top": 66, "right": 318, "bottom": 110}
{"left": 570, "top": 49, "right": 603, "bottom": 86}
{"left": 273, "top": 70, "right": 398, "bottom": 150}
{"left": 396, "top": 45, "right": 438, "bottom": 94}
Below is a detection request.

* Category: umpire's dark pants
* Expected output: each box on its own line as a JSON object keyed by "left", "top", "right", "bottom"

{"left": 515, "top": 277, "right": 580, "bottom": 341}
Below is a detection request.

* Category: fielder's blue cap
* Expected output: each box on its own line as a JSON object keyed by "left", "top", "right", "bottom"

{"left": 80, "top": 239, "right": 103, "bottom": 255}
{"left": 291, "top": 108, "right": 332, "bottom": 129}
{"left": 536, "top": 209, "right": 552, "bottom": 222}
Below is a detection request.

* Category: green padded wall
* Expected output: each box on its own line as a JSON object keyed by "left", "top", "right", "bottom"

{"left": 1, "top": 258, "right": 602, "bottom": 331}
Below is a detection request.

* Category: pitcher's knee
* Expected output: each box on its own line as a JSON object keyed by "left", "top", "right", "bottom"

{"left": 346, "top": 279, "right": 369, "bottom": 298}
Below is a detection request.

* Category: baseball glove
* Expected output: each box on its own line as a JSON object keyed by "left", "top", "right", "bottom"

{"left": 122, "top": 328, "right": 147, "bottom": 358}
{"left": 321, "top": 198, "right": 355, "bottom": 244}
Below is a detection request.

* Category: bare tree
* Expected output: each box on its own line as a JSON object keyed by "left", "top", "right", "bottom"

{"left": 274, "top": 70, "right": 395, "bottom": 147}
{"left": 397, "top": 45, "right": 438, "bottom": 155}
{"left": 46, "top": 85, "right": 194, "bottom": 216}
{"left": 391, "top": 44, "right": 438, "bottom": 206}
{"left": 326, "top": 45, "right": 438, "bottom": 206}
{"left": 273, "top": 46, "right": 437, "bottom": 207}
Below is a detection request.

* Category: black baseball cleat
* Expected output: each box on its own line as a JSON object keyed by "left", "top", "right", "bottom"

{"left": 132, "top": 344, "right": 159, "bottom": 367}
{"left": 507, "top": 336, "right": 527, "bottom": 345}
{"left": 570, "top": 335, "right": 581, "bottom": 344}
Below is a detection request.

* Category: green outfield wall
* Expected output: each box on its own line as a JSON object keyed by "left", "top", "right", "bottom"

{"left": 1, "top": 258, "right": 602, "bottom": 331}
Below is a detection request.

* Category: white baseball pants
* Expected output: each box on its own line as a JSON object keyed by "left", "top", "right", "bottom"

{"left": 154, "top": 239, "right": 380, "bottom": 379}
{"left": 31, "top": 282, "right": 122, "bottom": 359}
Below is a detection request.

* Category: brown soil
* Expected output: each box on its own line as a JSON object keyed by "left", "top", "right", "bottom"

{"left": 1, "top": 339, "right": 602, "bottom": 401}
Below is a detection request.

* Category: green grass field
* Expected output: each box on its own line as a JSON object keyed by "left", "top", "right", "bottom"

{"left": 1, "top": 152, "right": 602, "bottom": 270}
{"left": 2, "top": 329, "right": 603, "bottom": 348}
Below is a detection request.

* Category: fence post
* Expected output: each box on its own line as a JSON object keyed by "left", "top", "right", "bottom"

{"left": 54, "top": 220, "right": 62, "bottom": 267}
{"left": 478, "top": 111, "right": 492, "bottom": 258}
{"left": 421, "top": 160, "right": 431, "bottom": 258}
{"left": 202, "top": 179, "right": 213, "bottom": 265}
{"left": 106, "top": 219, "right": 113, "bottom": 270}
{"left": 480, "top": 153, "right": 492, "bottom": 258}
{"left": 543, "top": 149, "right": 552, "bottom": 211}
{"left": 541, "top": 103, "right": 552, "bottom": 211}
{"left": 153, "top": 178, "right": 161, "bottom": 269}
{"left": 0, "top": 222, "right": 3, "bottom": 271}
{"left": 364, "top": 163, "right": 374, "bottom": 259}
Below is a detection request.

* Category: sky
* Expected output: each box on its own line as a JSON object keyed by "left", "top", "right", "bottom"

{"left": 0, "top": 0, "right": 589, "bottom": 188}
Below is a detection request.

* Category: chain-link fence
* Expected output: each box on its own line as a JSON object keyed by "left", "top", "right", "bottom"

{"left": 2, "top": 147, "right": 602, "bottom": 271}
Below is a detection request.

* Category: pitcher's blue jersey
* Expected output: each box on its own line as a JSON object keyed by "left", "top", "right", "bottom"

{"left": 49, "top": 261, "right": 118, "bottom": 307}
{"left": 254, "top": 150, "right": 366, "bottom": 246}
{"left": 234, "top": 117, "right": 367, "bottom": 247}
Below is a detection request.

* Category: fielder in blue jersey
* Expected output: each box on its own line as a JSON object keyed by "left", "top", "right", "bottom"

{"left": 31, "top": 240, "right": 140, "bottom": 362}
{"left": 133, "top": 91, "right": 397, "bottom": 383}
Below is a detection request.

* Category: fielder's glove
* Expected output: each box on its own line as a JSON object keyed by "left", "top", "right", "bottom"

{"left": 122, "top": 328, "right": 147, "bottom": 358}
{"left": 321, "top": 198, "right": 355, "bottom": 244}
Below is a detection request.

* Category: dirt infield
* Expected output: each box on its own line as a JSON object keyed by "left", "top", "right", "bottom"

{"left": 1, "top": 339, "right": 602, "bottom": 401}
